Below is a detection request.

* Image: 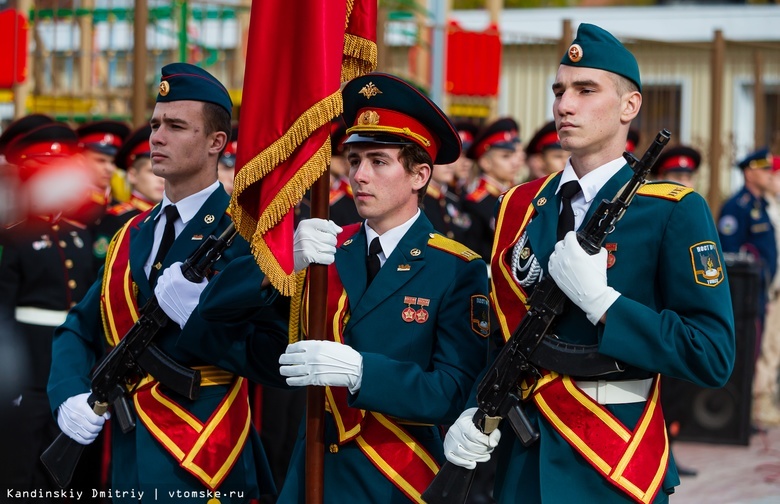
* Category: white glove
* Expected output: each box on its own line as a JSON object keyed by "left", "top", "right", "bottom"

{"left": 547, "top": 231, "right": 620, "bottom": 325}
{"left": 293, "top": 219, "right": 342, "bottom": 272}
{"left": 444, "top": 407, "right": 502, "bottom": 470}
{"left": 279, "top": 340, "right": 363, "bottom": 393}
{"left": 57, "top": 392, "right": 111, "bottom": 445}
{"left": 154, "top": 261, "right": 208, "bottom": 328}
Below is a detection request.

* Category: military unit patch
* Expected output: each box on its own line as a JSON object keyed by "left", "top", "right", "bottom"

{"left": 471, "top": 295, "right": 491, "bottom": 337}
{"left": 718, "top": 215, "right": 738, "bottom": 236}
{"left": 689, "top": 241, "right": 725, "bottom": 287}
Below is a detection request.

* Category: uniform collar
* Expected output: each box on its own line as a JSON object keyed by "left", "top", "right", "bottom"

{"left": 557, "top": 157, "right": 626, "bottom": 204}
{"left": 365, "top": 209, "right": 421, "bottom": 266}
{"left": 157, "top": 180, "right": 220, "bottom": 225}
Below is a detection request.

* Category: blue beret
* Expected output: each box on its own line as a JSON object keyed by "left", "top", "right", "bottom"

{"left": 156, "top": 63, "right": 233, "bottom": 117}
{"left": 738, "top": 147, "right": 772, "bottom": 171}
{"left": 561, "top": 23, "right": 641, "bottom": 92}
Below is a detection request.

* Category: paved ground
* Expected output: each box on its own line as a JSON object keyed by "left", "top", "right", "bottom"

{"left": 671, "top": 426, "right": 780, "bottom": 503}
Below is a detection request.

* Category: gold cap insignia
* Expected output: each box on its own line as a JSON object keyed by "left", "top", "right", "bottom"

{"left": 159, "top": 80, "right": 170, "bottom": 96}
{"left": 358, "top": 110, "right": 380, "bottom": 126}
{"left": 204, "top": 214, "right": 215, "bottom": 224}
{"left": 568, "top": 44, "right": 583, "bottom": 63}
{"left": 359, "top": 82, "right": 382, "bottom": 99}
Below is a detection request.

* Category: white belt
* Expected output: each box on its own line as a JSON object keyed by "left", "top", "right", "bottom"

{"left": 574, "top": 378, "right": 653, "bottom": 405}
{"left": 15, "top": 306, "right": 68, "bottom": 327}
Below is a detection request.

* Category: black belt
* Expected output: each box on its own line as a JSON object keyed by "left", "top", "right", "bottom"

{"left": 530, "top": 334, "right": 652, "bottom": 381}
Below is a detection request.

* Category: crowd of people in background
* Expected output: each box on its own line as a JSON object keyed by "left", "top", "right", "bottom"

{"left": 0, "top": 23, "right": 778, "bottom": 503}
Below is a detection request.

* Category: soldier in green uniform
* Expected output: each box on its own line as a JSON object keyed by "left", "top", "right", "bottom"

{"left": 442, "top": 23, "right": 735, "bottom": 503}
{"left": 48, "top": 63, "right": 287, "bottom": 503}
{"left": 275, "top": 73, "right": 491, "bottom": 503}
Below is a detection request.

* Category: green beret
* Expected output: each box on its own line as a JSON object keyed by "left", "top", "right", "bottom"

{"left": 561, "top": 23, "right": 641, "bottom": 92}
{"left": 156, "top": 62, "right": 233, "bottom": 117}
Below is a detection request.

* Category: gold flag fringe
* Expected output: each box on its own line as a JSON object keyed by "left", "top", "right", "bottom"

{"left": 288, "top": 270, "right": 307, "bottom": 344}
{"left": 241, "top": 140, "right": 332, "bottom": 296}
{"left": 343, "top": 34, "right": 378, "bottom": 82}
{"left": 230, "top": 92, "right": 342, "bottom": 238}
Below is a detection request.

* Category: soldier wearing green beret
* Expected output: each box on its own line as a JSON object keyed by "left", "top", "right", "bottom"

{"left": 443, "top": 23, "right": 735, "bottom": 503}
{"left": 48, "top": 62, "right": 289, "bottom": 503}
{"left": 275, "top": 72, "right": 491, "bottom": 503}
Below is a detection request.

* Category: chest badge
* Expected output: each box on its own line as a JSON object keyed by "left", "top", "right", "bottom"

{"left": 605, "top": 243, "right": 617, "bottom": 268}
{"left": 536, "top": 197, "right": 547, "bottom": 206}
{"left": 415, "top": 298, "right": 430, "bottom": 324}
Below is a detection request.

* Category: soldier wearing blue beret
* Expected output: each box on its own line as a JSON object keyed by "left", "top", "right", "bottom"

{"left": 718, "top": 148, "right": 777, "bottom": 332}
{"left": 273, "top": 72, "right": 490, "bottom": 503}
{"left": 48, "top": 62, "right": 289, "bottom": 503}
{"left": 443, "top": 23, "right": 735, "bottom": 503}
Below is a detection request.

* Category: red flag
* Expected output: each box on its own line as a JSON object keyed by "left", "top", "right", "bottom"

{"left": 232, "top": 0, "right": 376, "bottom": 296}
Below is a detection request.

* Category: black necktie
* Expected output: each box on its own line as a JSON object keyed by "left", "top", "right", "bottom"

{"left": 149, "top": 205, "right": 179, "bottom": 284}
{"left": 557, "top": 181, "right": 581, "bottom": 241}
{"left": 366, "top": 237, "right": 382, "bottom": 286}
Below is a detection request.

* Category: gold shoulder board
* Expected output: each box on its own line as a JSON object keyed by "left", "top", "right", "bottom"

{"left": 637, "top": 182, "right": 694, "bottom": 202}
{"left": 427, "top": 233, "right": 482, "bottom": 262}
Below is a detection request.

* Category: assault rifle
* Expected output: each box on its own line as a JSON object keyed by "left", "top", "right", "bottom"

{"left": 41, "top": 223, "right": 239, "bottom": 488}
{"left": 422, "top": 130, "right": 671, "bottom": 504}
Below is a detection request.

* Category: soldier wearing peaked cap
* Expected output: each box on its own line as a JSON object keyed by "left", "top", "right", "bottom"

{"left": 464, "top": 117, "right": 525, "bottom": 260}
{"left": 271, "top": 72, "right": 490, "bottom": 503}
{"left": 72, "top": 120, "right": 131, "bottom": 228}
{"left": 651, "top": 144, "right": 701, "bottom": 188}
{"left": 451, "top": 120, "right": 480, "bottom": 198}
{"left": 0, "top": 119, "right": 99, "bottom": 500}
{"left": 91, "top": 124, "right": 166, "bottom": 275}
{"left": 48, "top": 62, "right": 289, "bottom": 503}
{"left": 442, "top": 23, "right": 734, "bottom": 503}
{"left": 525, "top": 120, "right": 569, "bottom": 182}
{"left": 718, "top": 148, "right": 777, "bottom": 335}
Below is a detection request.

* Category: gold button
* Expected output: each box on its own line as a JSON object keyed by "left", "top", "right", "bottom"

{"left": 65, "top": 259, "right": 74, "bottom": 269}
{"left": 329, "top": 443, "right": 339, "bottom": 453}
{"left": 59, "top": 240, "right": 67, "bottom": 248}
{"left": 68, "top": 279, "right": 77, "bottom": 289}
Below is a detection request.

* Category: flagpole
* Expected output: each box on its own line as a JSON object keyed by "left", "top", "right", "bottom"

{"left": 305, "top": 172, "right": 330, "bottom": 504}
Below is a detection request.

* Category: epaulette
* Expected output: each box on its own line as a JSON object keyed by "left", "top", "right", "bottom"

{"left": 637, "top": 182, "right": 693, "bottom": 202}
{"left": 106, "top": 202, "right": 136, "bottom": 216}
{"left": 427, "top": 233, "right": 481, "bottom": 261}
{"left": 466, "top": 186, "right": 488, "bottom": 203}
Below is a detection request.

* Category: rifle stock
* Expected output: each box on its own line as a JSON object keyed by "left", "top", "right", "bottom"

{"left": 41, "top": 223, "right": 238, "bottom": 488}
{"left": 422, "top": 130, "right": 671, "bottom": 504}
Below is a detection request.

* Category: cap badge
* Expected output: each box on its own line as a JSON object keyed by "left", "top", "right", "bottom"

{"left": 358, "top": 82, "right": 382, "bottom": 99}
{"left": 159, "top": 80, "right": 170, "bottom": 96}
{"left": 568, "top": 43, "right": 583, "bottom": 63}
{"left": 358, "top": 110, "right": 380, "bottom": 126}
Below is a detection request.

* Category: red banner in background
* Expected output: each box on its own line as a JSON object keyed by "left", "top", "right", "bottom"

{"left": 231, "top": 1, "right": 376, "bottom": 296}
{"left": 446, "top": 20, "right": 501, "bottom": 97}
{"left": 0, "top": 9, "right": 29, "bottom": 89}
